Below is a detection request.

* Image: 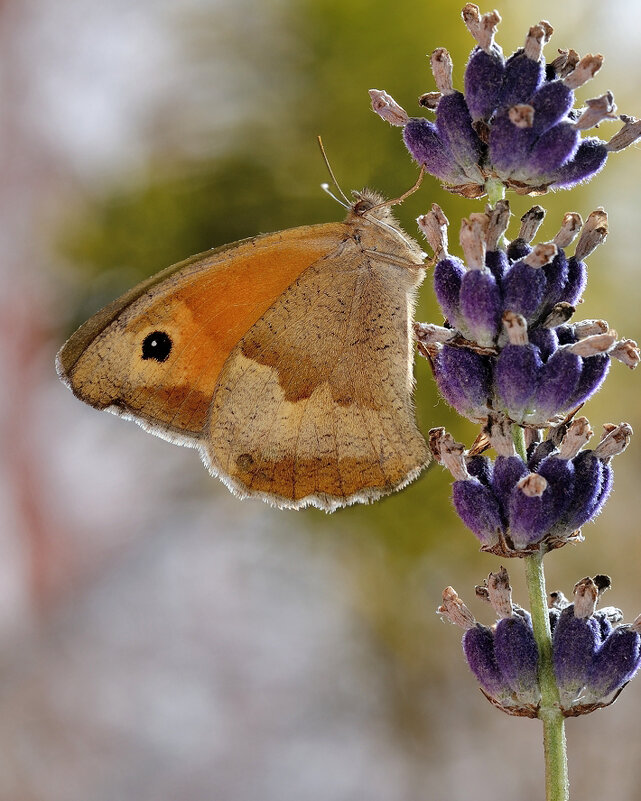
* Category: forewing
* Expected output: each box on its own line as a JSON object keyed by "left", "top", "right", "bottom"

{"left": 57, "top": 225, "right": 347, "bottom": 441}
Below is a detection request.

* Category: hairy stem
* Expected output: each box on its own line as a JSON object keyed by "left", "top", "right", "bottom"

{"left": 524, "top": 551, "right": 569, "bottom": 801}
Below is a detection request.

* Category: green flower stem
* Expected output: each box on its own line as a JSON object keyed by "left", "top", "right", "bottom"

{"left": 511, "top": 424, "right": 527, "bottom": 461}
{"left": 485, "top": 176, "right": 505, "bottom": 206}
{"left": 511, "top": 423, "right": 568, "bottom": 800}
{"left": 524, "top": 551, "right": 569, "bottom": 801}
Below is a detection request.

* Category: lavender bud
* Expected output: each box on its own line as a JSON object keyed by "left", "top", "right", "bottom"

{"left": 506, "top": 237, "right": 531, "bottom": 262}
{"left": 452, "top": 478, "right": 504, "bottom": 545}
{"left": 433, "top": 256, "right": 465, "bottom": 329}
{"left": 562, "top": 449, "right": 609, "bottom": 532}
{"left": 403, "top": 118, "right": 469, "bottom": 184}
{"left": 533, "top": 348, "right": 582, "bottom": 422}
{"left": 529, "top": 80, "right": 574, "bottom": 135}
{"left": 550, "top": 137, "right": 608, "bottom": 190}
{"left": 433, "top": 345, "right": 492, "bottom": 421}
{"left": 553, "top": 603, "right": 601, "bottom": 703}
{"left": 459, "top": 268, "right": 503, "bottom": 347}
{"left": 463, "top": 625, "right": 512, "bottom": 700}
{"left": 494, "top": 614, "right": 540, "bottom": 702}
{"left": 495, "top": 343, "right": 541, "bottom": 422}
{"left": 537, "top": 454, "right": 575, "bottom": 523}
{"left": 561, "top": 255, "right": 587, "bottom": 306}
{"left": 489, "top": 108, "right": 535, "bottom": 178}
{"left": 498, "top": 31, "right": 546, "bottom": 108}
{"left": 485, "top": 249, "right": 510, "bottom": 282}
{"left": 508, "top": 472, "right": 554, "bottom": 548}
{"left": 522, "top": 121, "right": 579, "bottom": 180}
{"left": 436, "top": 91, "right": 485, "bottom": 183}
{"left": 465, "top": 46, "right": 506, "bottom": 122}
{"left": 466, "top": 454, "right": 494, "bottom": 485}
{"left": 567, "top": 354, "right": 610, "bottom": 408}
{"left": 503, "top": 257, "right": 548, "bottom": 320}
{"left": 529, "top": 327, "right": 558, "bottom": 362}
{"left": 463, "top": 7, "right": 505, "bottom": 121}
{"left": 585, "top": 623, "right": 641, "bottom": 701}
{"left": 492, "top": 455, "right": 529, "bottom": 521}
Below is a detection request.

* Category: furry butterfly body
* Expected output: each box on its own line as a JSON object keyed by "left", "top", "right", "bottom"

{"left": 57, "top": 191, "right": 430, "bottom": 511}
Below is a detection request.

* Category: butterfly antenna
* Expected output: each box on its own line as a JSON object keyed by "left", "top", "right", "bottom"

{"left": 366, "top": 166, "right": 426, "bottom": 213}
{"left": 317, "top": 135, "right": 350, "bottom": 205}
{"left": 321, "top": 183, "right": 349, "bottom": 209}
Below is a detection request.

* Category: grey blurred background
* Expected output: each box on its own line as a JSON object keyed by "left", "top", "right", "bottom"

{"left": 1, "top": 1, "right": 640, "bottom": 799}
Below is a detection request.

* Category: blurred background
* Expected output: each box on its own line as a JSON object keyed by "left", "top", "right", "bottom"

{"left": 1, "top": 0, "right": 640, "bottom": 799}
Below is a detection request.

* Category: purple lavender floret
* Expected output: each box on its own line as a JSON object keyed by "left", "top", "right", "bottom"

{"left": 502, "top": 259, "right": 547, "bottom": 319}
{"left": 561, "top": 256, "right": 587, "bottom": 305}
{"left": 433, "top": 256, "right": 465, "bottom": 328}
{"left": 494, "top": 614, "right": 540, "bottom": 701}
{"left": 567, "top": 355, "right": 610, "bottom": 408}
{"left": 494, "top": 343, "right": 541, "bottom": 420}
{"left": 529, "top": 80, "right": 574, "bottom": 135}
{"left": 506, "top": 238, "right": 530, "bottom": 262}
{"left": 532, "top": 349, "right": 582, "bottom": 421}
{"left": 436, "top": 91, "right": 485, "bottom": 182}
{"left": 403, "top": 118, "right": 469, "bottom": 185}
{"left": 491, "top": 455, "right": 528, "bottom": 522}
{"left": 508, "top": 473, "right": 557, "bottom": 548}
{"left": 485, "top": 249, "right": 509, "bottom": 281}
{"left": 519, "top": 122, "right": 579, "bottom": 182}
{"left": 529, "top": 327, "right": 558, "bottom": 362}
{"left": 553, "top": 605, "right": 601, "bottom": 703}
{"left": 550, "top": 138, "right": 608, "bottom": 190}
{"left": 560, "top": 450, "right": 611, "bottom": 532}
{"left": 497, "top": 46, "right": 545, "bottom": 108}
{"left": 536, "top": 455, "right": 575, "bottom": 522}
{"left": 463, "top": 624, "right": 511, "bottom": 700}
{"left": 452, "top": 479, "right": 504, "bottom": 545}
{"left": 459, "top": 268, "right": 503, "bottom": 346}
{"left": 593, "top": 609, "right": 615, "bottom": 642}
{"left": 585, "top": 625, "right": 641, "bottom": 700}
{"left": 432, "top": 346, "right": 492, "bottom": 421}
{"left": 371, "top": 12, "right": 641, "bottom": 196}
{"left": 541, "top": 250, "right": 569, "bottom": 311}
{"left": 464, "top": 46, "right": 505, "bottom": 121}
{"left": 466, "top": 454, "right": 493, "bottom": 485}
{"left": 488, "top": 109, "right": 534, "bottom": 177}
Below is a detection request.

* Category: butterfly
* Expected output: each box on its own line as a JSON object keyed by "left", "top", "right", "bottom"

{"left": 56, "top": 182, "right": 430, "bottom": 511}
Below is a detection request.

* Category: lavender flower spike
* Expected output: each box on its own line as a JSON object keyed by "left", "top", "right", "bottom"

{"left": 440, "top": 571, "right": 641, "bottom": 717}
{"left": 374, "top": 9, "right": 641, "bottom": 196}
{"left": 416, "top": 203, "right": 638, "bottom": 428}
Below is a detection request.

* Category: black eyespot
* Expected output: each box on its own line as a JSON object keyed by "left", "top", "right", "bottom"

{"left": 141, "top": 331, "right": 172, "bottom": 362}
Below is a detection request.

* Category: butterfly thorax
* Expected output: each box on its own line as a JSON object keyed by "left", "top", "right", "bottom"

{"left": 345, "top": 189, "right": 426, "bottom": 272}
